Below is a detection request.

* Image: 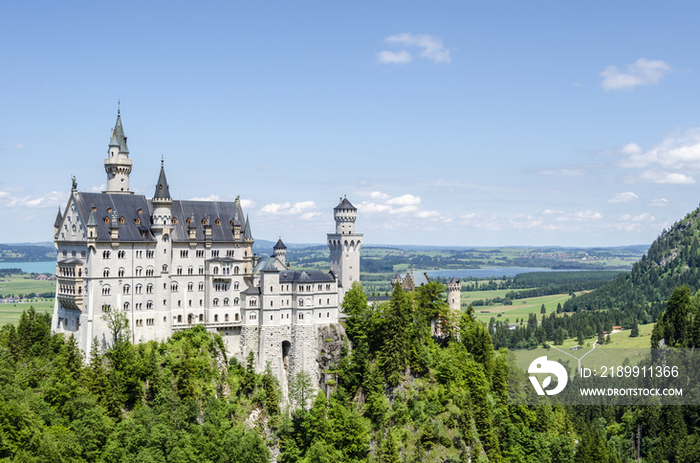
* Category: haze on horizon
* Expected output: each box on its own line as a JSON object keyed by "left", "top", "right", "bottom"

{"left": 2, "top": 2, "right": 700, "bottom": 248}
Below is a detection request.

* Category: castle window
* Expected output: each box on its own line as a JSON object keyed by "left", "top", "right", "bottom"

{"left": 234, "top": 314, "right": 238, "bottom": 321}
{"left": 188, "top": 282, "right": 193, "bottom": 291}
{"left": 123, "top": 285, "right": 130, "bottom": 295}
{"left": 327, "top": 312, "right": 330, "bottom": 318}
{"left": 224, "top": 297, "right": 230, "bottom": 306}
{"left": 327, "top": 298, "right": 330, "bottom": 304}
{"left": 123, "top": 302, "right": 129, "bottom": 311}
{"left": 306, "top": 285, "right": 311, "bottom": 291}
{"left": 102, "top": 304, "right": 111, "bottom": 312}
{"left": 234, "top": 266, "right": 239, "bottom": 274}
{"left": 188, "top": 266, "right": 193, "bottom": 275}
{"left": 136, "top": 284, "right": 142, "bottom": 294}
{"left": 171, "top": 283, "right": 178, "bottom": 292}
{"left": 102, "top": 286, "right": 111, "bottom": 296}
{"left": 189, "top": 300, "right": 192, "bottom": 307}
{"left": 163, "top": 299, "right": 166, "bottom": 306}
{"left": 326, "top": 284, "right": 330, "bottom": 291}
{"left": 201, "top": 218, "right": 207, "bottom": 226}
{"left": 234, "top": 282, "right": 239, "bottom": 290}
{"left": 270, "top": 301, "right": 273, "bottom": 307}
{"left": 270, "top": 286, "right": 273, "bottom": 293}
{"left": 318, "top": 285, "right": 322, "bottom": 291}
{"left": 299, "top": 299, "right": 304, "bottom": 307}
{"left": 177, "top": 267, "right": 183, "bottom": 275}
{"left": 319, "top": 313, "right": 322, "bottom": 318}
{"left": 199, "top": 314, "right": 203, "bottom": 322}
{"left": 318, "top": 299, "right": 321, "bottom": 305}
{"left": 212, "top": 250, "right": 219, "bottom": 258}
{"left": 271, "top": 315, "right": 273, "bottom": 321}
{"left": 299, "top": 313, "right": 303, "bottom": 320}
{"left": 186, "top": 218, "right": 191, "bottom": 226}
{"left": 199, "top": 267, "right": 204, "bottom": 275}
{"left": 299, "top": 286, "right": 303, "bottom": 292}
{"left": 147, "top": 284, "right": 153, "bottom": 294}
{"left": 118, "top": 268, "right": 125, "bottom": 277}
{"left": 213, "top": 298, "right": 219, "bottom": 306}
{"left": 213, "top": 267, "right": 219, "bottom": 275}
{"left": 199, "top": 282, "right": 204, "bottom": 291}
{"left": 200, "top": 299, "right": 203, "bottom": 306}
{"left": 251, "top": 299, "right": 257, "bottom": 306}
{"left": 214, "top": 314, "right": 219, "bottom": 322}
{"left": 107, "top": 207, "right": 112, "bottom": 213}
{"left": 196, "top": 250, "right": 204, "bottom": 258}
{"left": 103, "top": 268, "right": 110, "bottom": 278}
{"left": 103, "top": 250, "right": 111, "bottom": 259}
{"left": 177, "top": 315, "right": 182, "bottom": 323}
{"left": 234, "top": 297, "right": 239, "bottom": 305}
{"left": 162, "top": 264, "right": 168, "bottom": 272}
{"left": 147, "top": 250, "right": 154, "bottom": 258}
{"left": 136, "top": 267, "right": 143, "bottom": 276}
{"left": 119, "top": 217, "right": 125, "bottom": 225}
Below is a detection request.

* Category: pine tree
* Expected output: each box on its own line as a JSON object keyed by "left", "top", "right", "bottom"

{"left": 541, "top": 304, "right": 546, "bottom": 314}
{"left": 379, "top": 283, "right": 412, "bottom": 386}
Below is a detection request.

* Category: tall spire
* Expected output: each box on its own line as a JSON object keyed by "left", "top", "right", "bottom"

{"left": 53, "top": 207, "right": 62, "bottom": 228}
{"left": 105, "top": 106, "right": 133, "bottom": 194}
{"left": 243, "top": 214, "right": 253, "bottom": 240}
{"left": 153, "top": 158, "right": 171, "bottom": 200}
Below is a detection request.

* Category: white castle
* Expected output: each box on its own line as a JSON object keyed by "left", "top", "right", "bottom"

{"left": 51, "top": 110, "right": 362, "bottom": 390}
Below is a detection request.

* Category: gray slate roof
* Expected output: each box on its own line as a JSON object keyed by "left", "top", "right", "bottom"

{"left": 170, "top": 200, "right": 245, "bottom": 242}
{"left": 110, "top": 112, "right": 129, "bottom": 154}
{"left": 54, "top": 208, "right": 62, "bottom": 227}
{"left": 72, "top": 192, "right": 154, "bottom": 242}
{"left": 273, "top": 238, "right": 286, "bottom": 250}
{"left": 334, "top": 197, "right": 356, "bottom": 211}
{"left": 153, "top": 162, "right": 171, "bottom": 199}
{"left": 279, "top": 269, "right": 335, "bottom": 283}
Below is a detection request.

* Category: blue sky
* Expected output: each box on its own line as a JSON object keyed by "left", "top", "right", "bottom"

{"left": 2, "top": 1, "right": 700, "bottom": 247}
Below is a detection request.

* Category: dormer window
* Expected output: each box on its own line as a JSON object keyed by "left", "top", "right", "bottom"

{"left": 138, "top": 208, "right": 142, "bottom": 214}
{"left": 202, "top": 218, "right": 207, "bottom": 226}
{"left": 215, "top": 218, "right": 221, "bottom": 226}
{"left": 186, "top": 218, "right": 191, "bottom": 226}
{"left": 104, "top": 217, "right": 109, "bottom": 224}
{"left": 135, "top": 217, "right": 141, "bottom": 225}
{"left": 107, "top": 207, "right": 112, "bottom": 213}
{"left": 172, "top": 217, "right": 177, "bottom": 225}
{"left": 119, "top": 217, "right": 125, "bottom": 225}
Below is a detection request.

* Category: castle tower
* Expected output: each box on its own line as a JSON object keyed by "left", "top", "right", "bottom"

{"left": 150, "top": 159, "right": 174, "bottom": 339}
{"left": 273, "top": 238, "right": 287, "bottom": 266}
{"left": 447, "top": 277, "right": 462, "bottom": 312}
{"left": 104, "top": 107, "right": 133, "bottom": 194}
{"left": 327, "top": 197, "right": 362, "bottom": 307}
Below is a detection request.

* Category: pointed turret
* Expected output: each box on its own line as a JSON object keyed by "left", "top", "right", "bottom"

{"left": 153, "top": 158, "right": 171, "bottom": 200}
{"left": 273, "top": 238, "right": 287, "bottom": 266}
{"left": 53, "top": 207, "right": 62, "bottom": 238}
{"left": 104, "top": 107, "right": 133, "bottom": 194}
{"left": 87, "top": 208, "right": 97, "bottom": 227}
{"left": 243, "top": 214, "right": 253, "bottom": 240}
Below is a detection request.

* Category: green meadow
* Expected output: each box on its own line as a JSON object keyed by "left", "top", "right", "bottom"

{"left": 0, "top": 274, "right": 55, "bottom": 325}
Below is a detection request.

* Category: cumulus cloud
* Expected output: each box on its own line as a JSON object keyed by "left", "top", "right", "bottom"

{"left": 415, "top": 210, "right": 439, "bottom": 218}
{"left": 621, "top": 143, "right": 642, "bottom": 154}
{"left": 377, "top": 33, "right": 450, "bottom": 64}
{"left": 556, "top": 210, "right": 604, "bottom": 222}
{"left": 608, "top": 192, "right": 638, "bottom": 203}
{"left": 611, "top": 212, "right": 661, "bottom": 232}
{"left": 649, "top": 198, "right": 668, "bottom": 206}
{"left": 239, "top": 199, "right": 255, "bottom": 209}
{"left": 542, "top": 209, "right": 565, "bottom": 215}
{"left": 369, "top": 191, "right": 391, "bottom": 200}
{"left": 357, "top": 191, "right": 428, "bottom": 216}
{"left": 260, "top": 201, "right": 319, "bottom": 219}
{"left": 376, "top": 50, "right": 413, "bottom": 64}
{"left": 386, "top": 194, "right": 421, "bottom": 206}
{"left": 600, "top": 58, "right": 671, "bottom": 91}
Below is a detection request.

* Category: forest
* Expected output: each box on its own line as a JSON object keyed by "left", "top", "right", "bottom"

{"left": 0, "top": 280, "right": 698, "bottom": 462}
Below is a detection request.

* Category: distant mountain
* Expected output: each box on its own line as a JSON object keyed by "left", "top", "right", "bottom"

{"left": 564, "top": 207, "right": 700, "bottom": 316}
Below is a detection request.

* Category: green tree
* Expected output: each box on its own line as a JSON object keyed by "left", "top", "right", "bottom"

{"left": 378, "top": 283, "right": 412, "bottom": 386}
{"left": 540, "top": 304, "right": 546, "bottom": 314}
{"left": 289, "top": 370, "right": 315, "bottom": 412}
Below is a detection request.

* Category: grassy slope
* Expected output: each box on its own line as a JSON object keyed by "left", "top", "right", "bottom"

{"left": 0, "top": 275, "right": 55, "bottom": 325}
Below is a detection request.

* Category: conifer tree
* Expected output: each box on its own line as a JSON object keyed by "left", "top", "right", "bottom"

{"left": 379, "top": 283, "right": 412, "bottom": 386}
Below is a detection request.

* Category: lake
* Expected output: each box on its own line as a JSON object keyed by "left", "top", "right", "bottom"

{"left": 425, "top": 267, "right": 578, "bottom": 279}
{"left": 0, "top": 261, "right": 56, "bottom": 275}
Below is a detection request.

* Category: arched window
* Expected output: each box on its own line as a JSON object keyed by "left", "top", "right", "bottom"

{"left": 102, "top": 285, "right": 111, "bottom": 296}
{"left": 199, "top": 314, "right": 203, "bottom": 322}
{"left": 213, "top": 298, "right": 219, "bottom": 307}
{"left": 327, "top": 298, "right": 330, "bottom": 304}
{"left": 299, "top": 299, "right": 304, "bottom": 307}
{"left": 147, "top": 284, "right": 153, "bottom": 294}
{"left": 234, "top": 297, "right": 239, "bottom": 305}
{"left": 171, "top": 283, "right": 178, "bottom": 292}
{"left": 103, "top": 268, "right": 110, "bottom": 278}
{"left": 234, "top": 314, "right": 238, "bottom": 321}
{"left": 213, "top": 267, "right": 219, "bottom": 275}
{"left": 199, "top": 282, "right": 204, "bottom": 291}
{"left": 123, "top": 302, "right": 129, "bottom": 311}
{"left": 188, "top": 282, "right": 193, "bottom": 291}
{"left": 147, "top": 301, "right": 153, "bottom": 309}
{"left": 123, "top": 285, "right": 130, "bottom": 295}
{"left": 136, "top": 284, "right": 142, "bottom": 294}
{"left": 188, "top": 266, "right": 193, "bottom": 275}
{"left": 234, "top": 282, "right": 239, "bottom": 290}
{"left": 214, "top": 314, "right": 219, "bottom": 322}
{"left": 162, "top": 264, "right": 168, "bottom": 272}
{"left": 299, "top": 313, "right": 304, "bottom": 320}
{"left": 118, "top": 268, "right": 125, "bottom": 277}
{"left": 177, "top": 315, "right": 182, "bottom": 323}
{"left": 224, "top": 298, "right": 230, "bottom": 306}
{"left": 177, "top": 267, "right": 183, "bottom": 275}
{"left": 225, "top": 314, "right": 230, "bottom": 321}
{"left": 234, "top": 266, "right": 239, "bottom": 274}
{"left": 136, "top": 267, "right": 143, "bottom": 276}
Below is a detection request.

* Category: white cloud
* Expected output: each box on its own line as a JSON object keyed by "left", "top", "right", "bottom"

{"left": 88, "top": 184, "right": 106, "bottom": 192}
{"left": 556, "top": 210, "right": 604, "bottom": 222}
{"left": 190, "top": 194, "right": 224, "bottom": 201}
{"left": 542, "top": 209, "right": 565, "bottom": 215}
{"left": 650, "top": 172, "right": 695, "bottom": 184}
{"left": 13, "top": 143, "right": 24, "bottom": 149}
{"left": 649, "top": 198, "right": 668, "bottom": 206}
{"left": 608, "top": 192, "right": 638, "bottom": 203}
{"left": 621, "top": 143, "right": 642, "bottom": 154}
{"left": 600, "top": 58, "right": 671, "bottom": 91}
{"left": 611, "top": 212, "right": 660, "bottom": 231}
{"left": 386, "top": 194, "right": 421, "bottom": 206}
{"left": 239, "top": 199, "right": 255, "bottom": 209}
{"left": 2, "top": 190, "right": 67, "bottom": 208}
{"left": 376, "top": 50, "right": 413, "bottom": 64}
{"left": 415, "top": 210, "right": 439, "bottom": 218}
{"left": 378, "top": 33, "right": 450, "bottom": 64}
{"left": 260, "top": 201, "right": 318, "bottom": 216}
{"left": 369, "top": 191, "right": 391, "bottom": 200}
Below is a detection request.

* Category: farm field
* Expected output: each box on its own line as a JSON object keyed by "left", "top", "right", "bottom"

{"left": 0, "top": 274, "right": 55, "bottom": 295}
{"left": 510, "top": 323, "right": 655, "bottom": 375}
{"left": 465, "top": 289, "right": 580, "bottom": 322}
{"left": 0, "top": 302, "right": 53, "bottom": 326}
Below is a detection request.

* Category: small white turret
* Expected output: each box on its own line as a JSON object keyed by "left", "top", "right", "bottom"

{"left": 446, "top": 277, "right": 462, "bottom": 312}
{"left": 104, "top": 106, "right": 133, "bottom": 194}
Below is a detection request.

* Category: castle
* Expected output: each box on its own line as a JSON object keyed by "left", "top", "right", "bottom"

{"left": 51, "top": 110, "right": 362, "bottom": 391}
